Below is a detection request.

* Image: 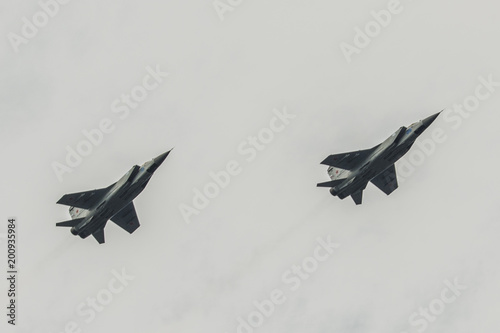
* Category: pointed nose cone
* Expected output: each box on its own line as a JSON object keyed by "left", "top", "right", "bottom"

{"left": 153, "top": 149, "right": 172, "bottom": 166}
{"left": 421, "top": 111, "right": 442, "bottom": 127}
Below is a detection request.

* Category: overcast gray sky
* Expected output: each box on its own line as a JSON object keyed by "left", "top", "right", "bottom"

{"left": 1, "top": 0, "right": 500, "bottom": 332}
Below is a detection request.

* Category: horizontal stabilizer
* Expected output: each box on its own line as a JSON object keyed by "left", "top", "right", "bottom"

{"left": 57, "top": 186, "right": 112, "bottom": 209}
{"left": 320, "top": 148, "right": 373, "bottom": 170}
{"left": 317, "top": 179, "right": 344, "bottom": 188}
{"left": 56, "top": 217, "right": 85, "bottom": 227}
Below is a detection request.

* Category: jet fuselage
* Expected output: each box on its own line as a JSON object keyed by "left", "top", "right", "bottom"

{"left": 332, "top": 126, "right": 415, "bottom": 199}
{"left": 70, "top": 164, "right": 153, "bottom": 239}
{"left": 319, "top": 112, "right": 441, "bottom": 204}
{"left": 56, "top": 150, "right": 171, "bottom": 243}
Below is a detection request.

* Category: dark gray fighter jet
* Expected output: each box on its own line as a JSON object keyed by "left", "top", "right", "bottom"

{"left": 56, "top": 150, "right": 172, "bottom": 243}
{"left": 317, "top": 112, "right": 441, "bottom": 205}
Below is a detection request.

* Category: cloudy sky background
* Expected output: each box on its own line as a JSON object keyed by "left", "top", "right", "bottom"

{"left": 1, "top": 0, "right": 500, "bottom": 332}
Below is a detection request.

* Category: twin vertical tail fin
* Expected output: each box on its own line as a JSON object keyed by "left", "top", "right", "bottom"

{"left": 327, "top": 166, "right": 351, "bottom": 181}
{"left": 317, "top": 167, "right": 351, "bottom": 188}
{"left": 69, "top": 206, "right": 89, "bottom": 219}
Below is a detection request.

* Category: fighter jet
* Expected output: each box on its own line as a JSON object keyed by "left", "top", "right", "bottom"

{"left": 56, "top": 150, "right": 172, "bottom": 243}
{"left": 317, "top": 112, "right": 441, "bottom": 205}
